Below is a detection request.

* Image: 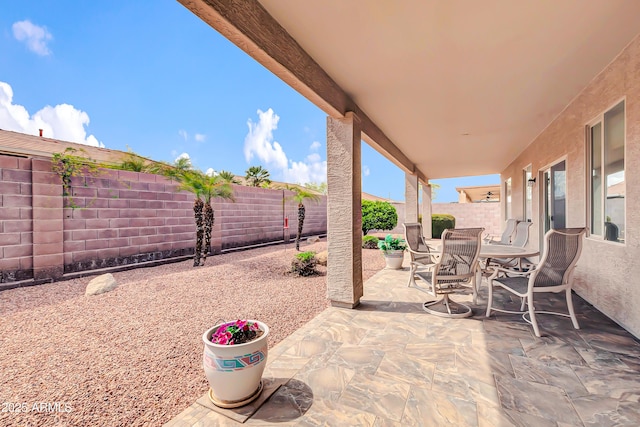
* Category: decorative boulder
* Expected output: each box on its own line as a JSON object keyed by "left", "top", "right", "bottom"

{"left": 85, "top": 273, "right": 118, "bottom": 296}
{"left": 307, "top": 236, "right": 320, "bottom": 243}
{"left": 315, "top": 250, "right": 328, "bottom": 266}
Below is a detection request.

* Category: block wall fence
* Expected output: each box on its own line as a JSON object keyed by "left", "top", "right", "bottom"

{"left": 386, "top": 201, "right": 502, "bottom": 237}
{"left": 0, "top": 154, "right": 327, "bottom": 289}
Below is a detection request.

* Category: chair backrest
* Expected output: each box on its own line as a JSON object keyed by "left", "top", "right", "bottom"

{"left": 437, "top": 228, "right": 484, "bottom": 284}
{"left": 403, "top": 222, "right": 432, "bottom": 263}
{"left": 499, "top": 219, "right": 519, "bottom": 244}
{"left": 511, "top": 221, "right": 532, "bottom": 248}
{"left": 533, "top": 228, "right": 587, "bottom": 288}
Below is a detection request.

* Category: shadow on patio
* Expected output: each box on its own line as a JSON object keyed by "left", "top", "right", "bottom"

{"left": 167, "top": 264, "right": 640, "bottom": 426}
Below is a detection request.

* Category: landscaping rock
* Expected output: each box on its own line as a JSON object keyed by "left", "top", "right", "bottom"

{"left": 85, "top": 273, "right": 118, "bottom": 296}
{"left": 315, "top": 250, "right": 328, "bottom": 266}
{"left": 307, "top": 236, "right": 320, "bottom": 243}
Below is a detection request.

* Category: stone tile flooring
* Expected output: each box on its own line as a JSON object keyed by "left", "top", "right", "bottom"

{"left": 166, "top": 266, "right": 640, "bottom": 426}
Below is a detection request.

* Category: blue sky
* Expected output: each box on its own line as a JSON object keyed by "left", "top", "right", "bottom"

{"left": 0, "top": 0, "right": 498, "bottom": 202}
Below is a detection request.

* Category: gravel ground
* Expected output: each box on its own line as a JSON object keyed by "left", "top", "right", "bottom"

{"left": 0, "top": 240, "right": 385, "bottom": 427}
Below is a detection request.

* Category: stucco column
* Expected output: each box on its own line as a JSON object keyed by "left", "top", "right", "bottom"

{"left": 405, "top": 173, "right": 419, "bottom": 223}
{"left": 421, "top": 182, "right": 433, "bottom": 239}
{"left": 327, "top": 112, "right": 363, "bottom": 308}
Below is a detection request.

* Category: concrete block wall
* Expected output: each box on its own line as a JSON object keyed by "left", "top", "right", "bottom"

{"left": 61, "top": 169, "right": 195, "bottom": 273}
{"left": 0, "top": 155, "right": 33, "bottom": 282}
{"left": 432, "top": 202, "right": 501, "bottom": 236}
{"left": 217, "top": 186, "right": 327, "bottom": 250}
{"left": 0, "top": 154, "right": 329, "bottom": 285}
{"left": 381, "top": 200, "right": 501, "bottom": 237}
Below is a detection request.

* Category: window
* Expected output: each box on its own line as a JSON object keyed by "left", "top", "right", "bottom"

{"left": 523, "top": 166, "right": 532, "bottom": 222}
{"left": 588, "top": 100, "right": 625, "bottom": 242}
{"left": 505, "top": 177, "right": 512, "bottom": 219}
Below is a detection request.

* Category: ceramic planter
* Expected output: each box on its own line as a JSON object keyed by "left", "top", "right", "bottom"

{"left": 202, "top": 320, "right": 269, "bottom": 408}
{"left": 383, "top": 250, "right": 405, "bottom": 269}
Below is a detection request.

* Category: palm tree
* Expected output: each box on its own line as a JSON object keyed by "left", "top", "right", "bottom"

{"left": 177, "top": 170, "right": 234, "bottom": 266}
{"left": 116, "top": 150, "right": 153, "bottom": 172}
{"left": 218, "top": 170, "right": 240, "bottom": 184}
{"left": 286, "top": 185, "right": 321, "bottom": 251}
{"left": 245, "top": 165, "right": 271, "bottom": 187}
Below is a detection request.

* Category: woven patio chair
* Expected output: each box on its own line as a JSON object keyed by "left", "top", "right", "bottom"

{"left": 413, "top": 228, "right": 484, "bottom": 318}
{"left": 404, "top": 223, "right": 438, "bottom": 287}
{"left": 485, "top": 218, "right": 518, "bottom": 245}
{"left": 486, "top": 227, "right": 587, "bottom": 337}
{"left": 487, "top": 221, "right": 533, "bottom": 270}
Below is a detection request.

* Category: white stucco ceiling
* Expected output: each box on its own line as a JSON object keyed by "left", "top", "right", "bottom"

{"left": 258, "top": 0, "right": 640, "bottom": 179}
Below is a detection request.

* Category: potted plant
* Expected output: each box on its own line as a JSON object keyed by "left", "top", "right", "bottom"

{"left": 202, "top": 319, "right": 269, "bottom": 408}
{"left": 378, "top": 234, "right": 407, "bottom": 269}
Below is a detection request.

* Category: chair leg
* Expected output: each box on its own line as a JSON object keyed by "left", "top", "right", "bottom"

{"left": 407, "top": 263, "right": 417, "bottom": 287}
{"left": 566, "top": 288, "right": 580, "bottom": 330}
{"left": 485, "top": 280, "right": 493, "bottom": 317}
{"left": 528, "top": 299, "right": 541, "bottom": 337}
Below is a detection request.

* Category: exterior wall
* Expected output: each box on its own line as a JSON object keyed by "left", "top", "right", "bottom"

{"left": 432, "top": 202, "right": 501, "bottom": 237}
{"left": 61, "top": 168, "right": 195, "bottom": 273}
{"left": 385, "top": 201, "right": 501, "bottom": 237}
{"left": 217, "top": 187, "right": 327, "bottom": 251}
{"left": 0, "top": 156, "right": 33, "bottom": 282}
{"left": 0, "top": 155, "right": 328, "bottom": 287}
{"left": 501, "top": 33, "right": 640, "bottom": 337}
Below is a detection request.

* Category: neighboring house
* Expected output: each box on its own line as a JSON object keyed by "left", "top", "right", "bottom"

{"left": 182, "top": 2, "right": 640, "bottom": 338}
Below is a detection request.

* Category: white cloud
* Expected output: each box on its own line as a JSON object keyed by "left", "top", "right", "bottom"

{"left": 0, "top": 81, "right": 103, "bottom": 147}
{"left": 178, "top": 129, "right": 188, "bottom": 141}
{"left": 243, "top": 108, "right": 327, "bottom": 185}
{"left": 243, "top": 108, "right": 288, "bottom": 170}
{"left": 205, "top": 168, "right": 217, "bottom": 176}
{"left": 12, "top": 20, "right": 52, "bottom": 56}
{"left": 363, "top": 165, "right": 371, "bottom": 177}
{"left": 175, "top": 152, "right": 190, "bottom": 162}
{"left": 195, "top": 133, "right": 206, "bottom": 142}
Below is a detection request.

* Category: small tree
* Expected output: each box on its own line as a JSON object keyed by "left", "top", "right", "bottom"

{"left": 286, "top": 186, "right": 321, "bottom": 251}
{"left": 245, "top": 165, "right": 271, "bottom": 187}
{"left": 218, "top": 170, "right": 240, "bottom": 184}
{"left": 361, "top": 200, "right": 398, "bottom": 235}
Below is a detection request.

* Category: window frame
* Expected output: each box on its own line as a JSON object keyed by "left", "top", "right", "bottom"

{"left": 586, "top": 98, "right": 626, "bottom": 244}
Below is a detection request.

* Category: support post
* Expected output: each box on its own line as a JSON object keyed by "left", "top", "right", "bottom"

{"left": 421, "top": 182, "right": 433, "bottom": 239}
{"left": 327, "top": 112, "right": 363, "bottom": 308}
{"left": 405, "top": 173, "right": 419, "bottom": 223}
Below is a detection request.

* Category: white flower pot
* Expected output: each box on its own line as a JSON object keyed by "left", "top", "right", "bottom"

{"left": 383, "top": 250, "right": 405, "bottom": 269}
{"left": 202, "top": 320, "right": 269, "bottom": 408}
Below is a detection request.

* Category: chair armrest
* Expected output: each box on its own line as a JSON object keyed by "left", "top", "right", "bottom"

{"left": 487, "top": 265, "right": 531, "bottom": 280}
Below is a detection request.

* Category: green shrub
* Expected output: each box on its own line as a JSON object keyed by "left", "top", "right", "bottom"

{"left": 291, "top": 251, "right": 319, "bottom": 276}
{"left": 361, "top": 200, "right": 398, "bottom": 235}
{"left": 432, "top": 214, "right": 455, "bottom": 239}
{"left": 362, "top": 235, "right": 380, "bottom": 249}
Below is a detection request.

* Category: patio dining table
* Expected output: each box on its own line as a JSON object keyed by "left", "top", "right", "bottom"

{"left": 472, "top": 244, "right": 540, "bottom": 303}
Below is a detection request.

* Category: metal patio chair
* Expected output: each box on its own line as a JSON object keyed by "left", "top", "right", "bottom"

{"left": 404, "top": 223, "right": 437, "bottom": 288}
{"left": 413, "top": 228, "right": 484, "bottom": 318}
{"left": 485, "top": 218, "right": 518, "bottom": 245}
{"left": 486, "top": 227, "right": 587, "bottom": 337}
{"left": 488, "top": 221, "right": 533, "bottom": 270}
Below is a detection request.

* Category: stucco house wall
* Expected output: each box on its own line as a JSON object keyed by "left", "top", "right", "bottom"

{"left": 501, "top": 33, "right": 640, "bottom": 337}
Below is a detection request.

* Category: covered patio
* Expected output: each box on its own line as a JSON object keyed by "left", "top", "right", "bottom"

{"left": 169, "top": 0, "right": 640, "bottom": 424}
{"left": 167, "top": 265, "right": 640, "bottom": 425}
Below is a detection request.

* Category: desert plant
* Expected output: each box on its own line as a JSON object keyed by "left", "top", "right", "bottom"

{"left": 432, "top": 214, "right": 456, "bottom": 239}
{"left": 51, "top": 147, "right": 99, "bottom": 207}
{"left": 177, "top": 169, "right": 235, "bottom": 266}
{"left": 362, "top": 235, "right": 380, "bottom": 249}
{"left": 291, "top": 251, "right": 318, "bottom": 276}
{"left": 303, "top": 182, "right": 327, "bottom": 195}
{"left": 115, "top": 149, "right": 155, "bottom": 172}
{"left": 286, "top": 186, "right": 321, "bottom": 251}
{"left": 361, "top": 200, "right": 398, "bottom": 235}
{"left": 377, "top": 234, "right": 407, "bottom": 253}
{"left": 218, "top": 170, "right": 240, "bottom": 184}
{"left": 245, "top": 165, "right": 271, "bottom": 187}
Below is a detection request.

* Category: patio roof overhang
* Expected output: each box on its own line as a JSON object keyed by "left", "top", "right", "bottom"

{"left": 178, "top": 0, "right": 640, "bottom": 180}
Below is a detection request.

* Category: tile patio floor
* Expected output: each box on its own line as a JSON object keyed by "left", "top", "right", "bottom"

{"left": 166, "top": 264, "right": 640, "bottom": 426}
